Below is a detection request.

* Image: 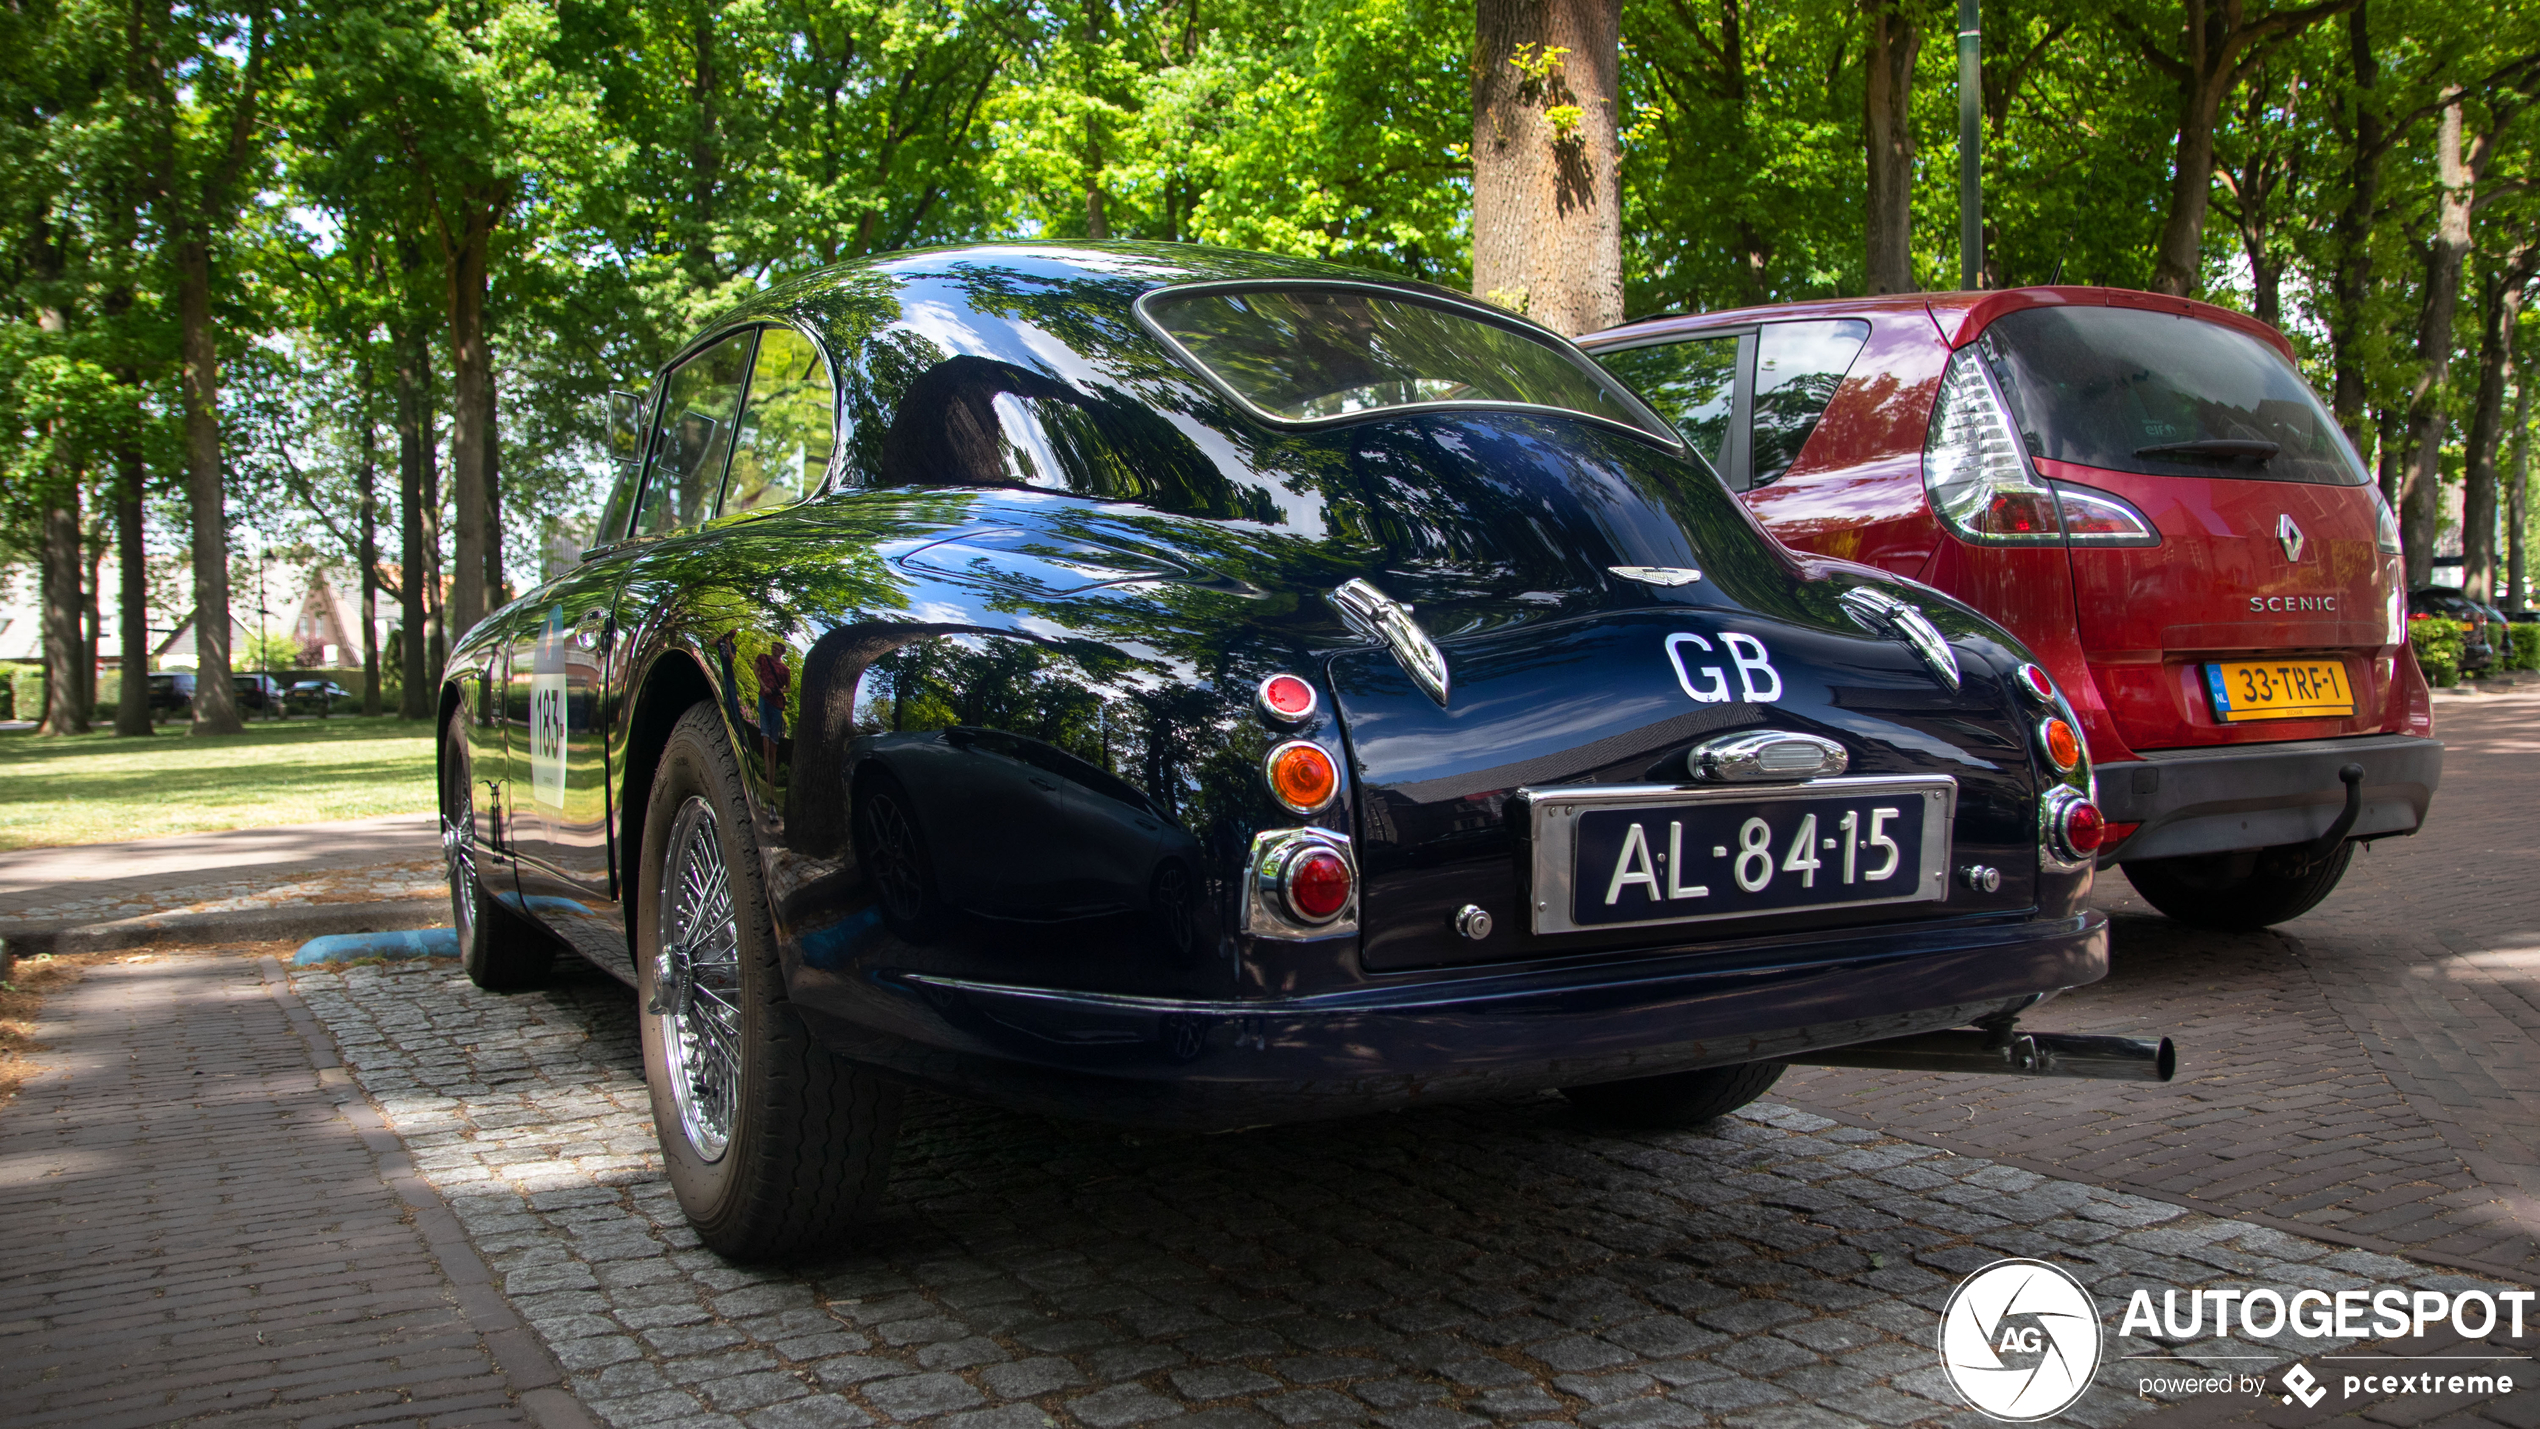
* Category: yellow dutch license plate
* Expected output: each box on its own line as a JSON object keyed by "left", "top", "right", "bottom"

{"left": 2204, "top": 659, "right": 2355, "bottom": 722}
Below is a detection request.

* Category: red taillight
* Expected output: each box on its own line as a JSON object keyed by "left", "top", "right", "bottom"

{"left": 1266, "top": 741, "right": 1339, "bottom": 813}
{"left": 2062, "top": 799, "right": 2106, "bottom": 854}
{"left": 1983, "top": 490, "right": 2058, "bottom": 536}
{"left": 2100, "top": 819, "right": 2140, "bottom": 848}
{"left": 1286, "top": 849, "right": 1352, "bottom": 922}
{"left": 2014, "top": 663, "right": 2055, "bottom": 704}
{"left": 1258, "top": 673, "right": 1317, "bottom": 722}
{"left": 2040, "top": 717, "right": 2082, "bottom": 772}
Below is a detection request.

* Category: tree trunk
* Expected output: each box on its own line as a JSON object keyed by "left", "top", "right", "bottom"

{"left": 37, "top": 489, "right": 89, "bottom": 736}
{"left": 445, "top": 208, "right": 495, "bottom": 645}
{"left": 82, "top": 538, "right": 102, "bottom": 716}
{"left": 1471, "top": 0, "right": 1625, "bottom": 336}
{"left": 396, "top": 318, "right": 433, "bottom": 720}
{"left": 2462, "top": 245, "right": 2535, "bottom": 602}
{"left": 1862, "top": 0, "right": 1919, "bottom": 295}
{"left": 2328, "top": 2, "right": 2382, "bottom": 447}
{"left": 2150, "top": 68, "right": 2227, "bottom": 297}
{"left": 359, "top": 373, "right": 383, "bottom": 718}
{"left": 484, "top": 369, "right": 503, "bottom": 609}
{"left": 115, "top": 435, "right": 151, "bottom": 736}
{"left": 2509, "top": 364, "right": 2529, "bottom": 610}
{"left": 177, "top": 237, "right": 243, "bottom": 734}
{"left": 2398, "top": 89, "right": 2468, "bottom": 587}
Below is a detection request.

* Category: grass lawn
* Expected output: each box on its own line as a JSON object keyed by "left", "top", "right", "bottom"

{"left": 0, "top": 715, "right": 437, "bottom": 851}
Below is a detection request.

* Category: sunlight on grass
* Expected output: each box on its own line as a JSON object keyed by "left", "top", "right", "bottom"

{"left": 0, "top": 716, "right": 437, "bottom": 851}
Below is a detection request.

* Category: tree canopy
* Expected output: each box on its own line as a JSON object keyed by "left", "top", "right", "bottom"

{"left": 0, "top": 0, "right": 2535, "bottom": 733}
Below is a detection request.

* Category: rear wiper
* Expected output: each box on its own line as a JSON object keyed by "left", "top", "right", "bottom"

{"left": 2136, "top": 437, "right": 2279, "bottom": 463}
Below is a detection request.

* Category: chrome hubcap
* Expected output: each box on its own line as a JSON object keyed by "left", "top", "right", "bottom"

{"left": 656, "top": 796, "right": 742, "bottom": 1162}
{"left": 442, "top": 779, "right": 477, "bottom": 945}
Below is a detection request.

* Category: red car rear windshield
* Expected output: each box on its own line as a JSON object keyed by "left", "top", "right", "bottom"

{"left": 1977, "top": 306, "right": 2367, "bottom": 487}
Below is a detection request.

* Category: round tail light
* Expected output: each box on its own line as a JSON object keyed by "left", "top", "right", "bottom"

{"left": 2043, "top": 787, "right": 2105, "bottom": 862}
{"left": 2062, "top": 798, "right": 2106, "bottom": 854}
{"left": 2039, "top": 716, "right": 2082, "bottom": 772}
{"left": 1258, "top": 673, "right": 1318, "bottom": 722}
{"left": 1286, "top": 848, "right": 1352, "bottom": 922}
{"left": 2013, "top": 663, "right": 2055, "bottom": 704}
{"left": 1266, "top": 740, "right": 1339, "bottom": 813}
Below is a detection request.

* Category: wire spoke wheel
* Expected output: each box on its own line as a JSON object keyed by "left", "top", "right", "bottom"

{"left": 658, "top": 795, "right": 744, "bottom": 1162}
{"left": 442, "top": 776, "right": 478, "bottom": 949}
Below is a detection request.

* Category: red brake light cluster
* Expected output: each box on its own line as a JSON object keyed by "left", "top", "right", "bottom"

{"left": 2060, "top": 799, "right": 2106, "bottom": 855}
{"left": 1285, "top": 849, "right": 1353, "bottom": 922}
{"left": 1258, "top": 673, "right": 1317, "bottom": 722}
{"left": 2013, "top": 664, "right": 2055, "bottom": 704}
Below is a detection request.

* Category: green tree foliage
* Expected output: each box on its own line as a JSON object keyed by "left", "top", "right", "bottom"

{"left": 3, "top": 0, "right": 2540, "bottom": 741}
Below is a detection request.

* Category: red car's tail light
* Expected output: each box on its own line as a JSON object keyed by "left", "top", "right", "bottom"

{"left": 1926, "top": 350, "right": 2161, "bottom": 548}
{"left": 1285, "top": 849, "right": 1352, "bottom": 922}
{"left": 2048, "top": 481, "right": 2161, "bottom": 546}
{"left": 2039, "top": 717, "right": 2082, "bottom": 772}
{"left": 1925, "top": 348, "right": 2061, "bottom": 545}
{"left": 1266, "top": 740, "right": 1339, "bottom": 813}
{"left": 1257, "top": 673, "right": 1317, "bottom": 722}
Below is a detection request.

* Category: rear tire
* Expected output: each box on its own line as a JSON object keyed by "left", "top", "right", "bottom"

{"left": 852, "top": 768, "right": 947, "bottom": 942}
{"left": 1563, "top": 1062, "right": 1786, "bottom": 1130}
{"left": 440, "top": 714, "right": 551, "bottom": 991}
{"left": 642, "top": 703, "right": 902, "bottom": 1260}
{"left": 2123, "top": 840, "right": 2356, "bottom": 931}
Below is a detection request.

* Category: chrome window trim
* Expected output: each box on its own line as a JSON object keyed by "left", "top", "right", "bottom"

{"left": 1521, "top": 775, "right": 1957, "bottom": 937}
{"left": 1132, "top": 279, "right": 1685, "bottom": 450}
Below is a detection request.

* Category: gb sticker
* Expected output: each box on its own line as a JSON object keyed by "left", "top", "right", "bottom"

{"left": 1666, "top": 631, "right": 1783, "bottom": 704}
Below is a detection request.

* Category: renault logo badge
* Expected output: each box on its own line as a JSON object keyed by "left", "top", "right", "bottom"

{"left": 2278, "top": 514, "right": 2306, "bottom": 562}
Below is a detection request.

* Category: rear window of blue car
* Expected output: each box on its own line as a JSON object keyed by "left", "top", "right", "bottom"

{"left": 1139, "top": 284, "right": 1677, "bottom": 445}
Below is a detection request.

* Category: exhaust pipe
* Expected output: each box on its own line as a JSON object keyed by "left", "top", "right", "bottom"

{"left": 1791, "top": 1028, "right": 2176, "bottom": 1083}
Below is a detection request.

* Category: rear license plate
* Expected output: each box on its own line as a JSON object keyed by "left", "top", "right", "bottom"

{"left": 2204, "top": 659, "right": 2355, "bottom": 722}
{"left": 1522, "top": 777, "right": 1956, "bottom": 935}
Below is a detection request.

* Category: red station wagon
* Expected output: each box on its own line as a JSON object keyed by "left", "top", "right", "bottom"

{"left": 1581, "top": 288, "right": 2441, "bottom": 930}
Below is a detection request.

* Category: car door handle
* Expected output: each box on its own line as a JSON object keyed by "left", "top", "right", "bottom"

{"left": 574, "top": 610, "right": 612, "bottom": 653}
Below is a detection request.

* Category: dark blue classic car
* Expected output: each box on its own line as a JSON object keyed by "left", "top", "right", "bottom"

{"left": 441, "top": 244, "right": 2169, "bottom": 1259}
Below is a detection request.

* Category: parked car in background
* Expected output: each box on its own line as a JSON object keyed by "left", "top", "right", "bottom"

{"left": 232, "top": 672, "right": 287, "bottom": 717}
{"left": 437, "top": 244, "right": 2173, "bottom": 1261}
{"left": 284, "top": 679, "right": 353, "bottom": 717}
{"left": 1582, "top": 287, "right": 2442, "bottom": 931}
{"left": 2408, "top": 588, "right": 2500, "bottom": 673}
{"left": 148, "top": 671, "right": 196, "bottom": 722}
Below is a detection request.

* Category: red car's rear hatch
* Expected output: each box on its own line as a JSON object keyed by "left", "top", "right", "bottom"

{"left": 1969, "top": 305, "right": 2403, "bottom": 750}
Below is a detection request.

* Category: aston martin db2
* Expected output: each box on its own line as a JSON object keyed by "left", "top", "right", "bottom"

{"left": 439, "top": 244, "right": 2168, "bottom": 1259}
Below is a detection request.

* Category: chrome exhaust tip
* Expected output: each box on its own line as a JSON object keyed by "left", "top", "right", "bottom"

{"left": 1791, "top": 1029, "right": 2176, "bottom": 1083}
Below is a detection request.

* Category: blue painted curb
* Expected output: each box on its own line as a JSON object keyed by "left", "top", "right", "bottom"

{"left": 292, "top": 927, "right": 460, "bottom": 965}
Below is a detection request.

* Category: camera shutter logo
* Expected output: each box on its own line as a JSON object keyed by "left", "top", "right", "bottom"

{"left": 1938, "top": 1258, "right": 2103, "bottom": 1421}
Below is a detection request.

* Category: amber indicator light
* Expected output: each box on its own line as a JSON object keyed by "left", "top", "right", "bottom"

{"left": 1258, "top": 673, "right": 1317, "bottom": 722}
{"left": 2040, "top": 717, "right": 2082, "bottom": 772}
{"left": 1266, "top": 740, "right": 1339, "bottom": 813}
{"left": 1286, "top": 849, "right": 1352, "bottom": 921}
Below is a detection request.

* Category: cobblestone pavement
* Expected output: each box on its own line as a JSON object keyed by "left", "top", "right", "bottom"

{"left": 283, "top": 956, "right": 2516, "bottom": 1429}
{"left": 1780, "top": 685, "right": 2540, "bottom": 1281}
{"left": 0, "top": 953, "right": 590, "bottom": 1428}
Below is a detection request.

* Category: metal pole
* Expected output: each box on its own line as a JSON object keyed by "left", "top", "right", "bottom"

{"left": 1958, "top": 0, "right": 1982, "bottom": 291}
